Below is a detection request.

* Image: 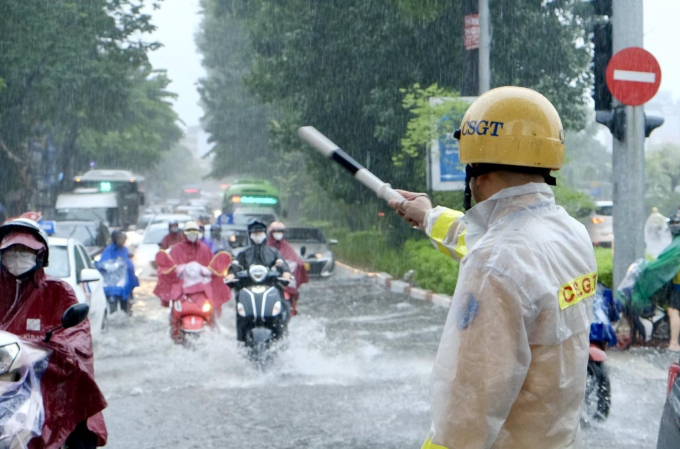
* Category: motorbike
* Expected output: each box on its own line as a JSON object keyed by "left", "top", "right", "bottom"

{"left": 154, "top": 251, "right": 231, "bottom": 345}
{"left": 0, "top": 303, "right": 89, "bottom": 448}
{"left": 98, "top": 258, "right": 132, "bottom": 315}
{"left": 227, "top": 264, "right": 291, "bottom": 364}
{"left": 616, "top": 259, "right": 671, "bottom": 347}
{"left": 583, "top": 284, "right": 621, "bottom": 423}
{"left": 169, "top": 261, "right": 216, "bottom": 344}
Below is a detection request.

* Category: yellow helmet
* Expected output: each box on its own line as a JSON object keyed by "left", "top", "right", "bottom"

{"left": 457, "top": 86, "right": 565, "bottom": 170}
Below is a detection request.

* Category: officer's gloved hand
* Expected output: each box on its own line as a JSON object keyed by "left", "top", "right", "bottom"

{"left": 388, "top": 189, "right": 432, "bottom": 229}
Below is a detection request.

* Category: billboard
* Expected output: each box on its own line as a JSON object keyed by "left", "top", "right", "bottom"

{"left": 427, "top": 97, "right": 476, "bottom": 191}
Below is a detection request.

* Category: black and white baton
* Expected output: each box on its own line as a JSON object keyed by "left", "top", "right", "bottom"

{"left": 297, "top": 126, "right": 406, "bottom": 204}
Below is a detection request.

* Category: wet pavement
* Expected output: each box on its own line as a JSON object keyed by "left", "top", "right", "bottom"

{"left": 94, "top": 267, "right": 675, "bottom": 448}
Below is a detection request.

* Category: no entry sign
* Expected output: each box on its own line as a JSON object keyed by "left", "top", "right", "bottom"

{"left": 606, "top": 47, "right": 661, "bottom": 106}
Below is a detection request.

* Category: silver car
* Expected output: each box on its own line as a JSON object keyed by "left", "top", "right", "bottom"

{"left": 586, "top": 201, "right": 613, "bottom": 247}
{"left": 285, "top": 227, "right": 336, "bottom": 277}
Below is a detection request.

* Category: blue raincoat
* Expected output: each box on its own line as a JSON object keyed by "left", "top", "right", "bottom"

{"left": 96, "top": 244, "right": 139, "bottom": 300}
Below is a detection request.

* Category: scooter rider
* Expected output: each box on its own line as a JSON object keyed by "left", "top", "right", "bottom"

{"left": 227, "top": 219, "right": 292, "bottom": 281}
{"left": 159, "top": 220, "right": 186, "bottom": 250}
{"left": 389, "top": 87, "right": 597, "bottom": 448}
{"left": 96, "top": 230, "right": 139, "bottom": 302}
{"left": 154, "top": 221, "right": 231, "bottom": 313}
{"left": 267, "top": 221, "right": 308, "bottom": 315}
{"left": 0, "top": 218, "right": 107, "bottom": 448}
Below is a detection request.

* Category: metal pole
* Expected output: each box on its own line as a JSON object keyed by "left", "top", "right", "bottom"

{"left": 478, "top": 0, "right": 491, "bottom": 94}
{"left": 612, "top": 0, "right": 645, "bottom": 289}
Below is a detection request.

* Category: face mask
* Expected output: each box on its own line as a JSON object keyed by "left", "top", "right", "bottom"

{"left": 186, "top": 233, "right": 199, "bottom": 243}
{"left": 250, "top": 233, "right": 266, "bottom": 245}
{"left": 2, "top": 249, "right": 37, "bottom": 277}
{"left": 272, "top": 232, "right": 284, "bottom": 241}
{"left": 170, "top": 226, "right": 179, "bottom": 233}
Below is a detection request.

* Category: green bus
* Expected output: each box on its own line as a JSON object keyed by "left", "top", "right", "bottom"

{"left": 222, "top": 179, "right": 281, "bottom": 215}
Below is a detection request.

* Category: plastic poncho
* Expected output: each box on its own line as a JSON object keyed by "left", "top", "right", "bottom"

{"left": 0, "top": 338, "right": 49, "bottom": 448}
{"left": 153, "top": 240, "right": 231, "bottom": 312}
{"left": 421, "top": 183, "right": 596, "bottom": 449}
{"left": 0, "top": 268, "right": 107, "bottom": 449}
{"left": 645, "top": 211, "right": 672, "bottom": 260}
{"left": 96, "top": 243, "right": 139, "bottom": 300}
{"left": 622, "top": 235, "right": 680, "bottom": 310}
{"left": 589, "top": 284, "right": 620, "bottom": 348}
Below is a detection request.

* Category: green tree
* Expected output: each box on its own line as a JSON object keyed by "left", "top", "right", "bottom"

{"left": 646, "top": 144, "right": 680, "bottom": 215}
{"left": 198, "top": 0, "right": 595, "bottom": 233}
{"left": 0, "top": 0, "right": 178, "bottom": 212}
{"left": 196, "top": 0, "right": 278, "bottom": 179}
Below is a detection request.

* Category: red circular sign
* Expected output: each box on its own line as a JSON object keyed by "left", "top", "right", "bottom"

{"left": 606, "top": 47, "right": 661, "bottom": 106}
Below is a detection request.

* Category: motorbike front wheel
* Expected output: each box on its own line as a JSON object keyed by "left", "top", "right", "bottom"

{"left": 583, "top": 360, "right": 611, "bottom": 423}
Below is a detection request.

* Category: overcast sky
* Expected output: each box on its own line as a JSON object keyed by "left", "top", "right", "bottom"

{"left": 146, "top": 0, "right": 680, "bottom": 129}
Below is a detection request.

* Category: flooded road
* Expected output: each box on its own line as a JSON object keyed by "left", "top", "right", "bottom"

{"left": 94, "top": 267, "right": 673, "bottom": 448}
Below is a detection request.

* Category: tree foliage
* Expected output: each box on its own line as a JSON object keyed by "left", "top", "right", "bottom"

{"left": 646, "top": 144, "right": 680, "bottom": 215}
{"left": 198, "top": 0, "right": 596, "bottom": 231}
{"left": 197, "top": 0, "right": 277, "bottom": 179}
{"left": 0, "top": 0, "right": 180, "bottom": 213}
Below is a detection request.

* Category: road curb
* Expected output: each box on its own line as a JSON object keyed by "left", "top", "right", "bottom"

{"left": 336, "top": 262, "right": 451, "bottom": 308}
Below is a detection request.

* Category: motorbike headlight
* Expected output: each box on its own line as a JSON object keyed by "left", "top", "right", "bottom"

{"left": 272, "top": 301, "right": 282, "bottom": 316}
{"left": 237, "top": 302, "right": 246, "bottom": 317}
{"left": 0, "top": 343, "right": 20, "bottom": 375}
{"left": 248, "top": 265, "right": 268, "bottom": 283}
{"left": 202, "top": 302, "right": 212, "bottom": 313}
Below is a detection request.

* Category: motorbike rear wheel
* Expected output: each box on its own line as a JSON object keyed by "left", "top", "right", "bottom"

{"left": 584, "top": 360, "right": 611, "bottom": 423}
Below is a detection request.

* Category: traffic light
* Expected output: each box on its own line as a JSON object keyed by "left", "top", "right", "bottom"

{"left": 596, "top": 110, "right": 666, "bottom": 140}
{"left": 644, "top": 115, "right": 664, "bottom": 138}
{"left": 592, "top": 23, "right": 612, "bottom": 111}
{"left": 596, "top": 109, "right": 625, "bottom": 141}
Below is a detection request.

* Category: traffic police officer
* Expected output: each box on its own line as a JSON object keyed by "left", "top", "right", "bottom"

{"left": 390, "top": 86, "right": 597, "bottom": 448}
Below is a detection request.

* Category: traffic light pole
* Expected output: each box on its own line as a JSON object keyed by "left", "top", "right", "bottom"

{"left": 611, "top": 0, "right": 645, "bottom": 289}
{"left": 478, "top": 0, "right": 490, "bottom": 94}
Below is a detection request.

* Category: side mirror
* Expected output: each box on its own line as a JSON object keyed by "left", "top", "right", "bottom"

{"left": 300, "top": 246, "right": 307, "bottom": 256}
{"left": 328, "top": 239, "right": 338, "bottom": 246}
{"left": 79, "top": 268, "right": 101, "bottom": 283}
{"left": 62, "top": 303, "right": 90, "bottom": 329}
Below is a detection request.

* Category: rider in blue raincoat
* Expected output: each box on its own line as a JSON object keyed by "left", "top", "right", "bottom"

{"left": 96, "top": 230, "right": 139, "bottom": 301}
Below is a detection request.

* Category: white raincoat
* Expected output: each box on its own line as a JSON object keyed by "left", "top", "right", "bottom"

{"left": 421, "top": 183, "right": 596, "bottom": 449}
{"left": 644, "top": 210, "right": 671, "bottom": 260}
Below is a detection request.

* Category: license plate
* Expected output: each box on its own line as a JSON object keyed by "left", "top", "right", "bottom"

{"left": 304, "top": 263, "right": 311, "bottom": 271}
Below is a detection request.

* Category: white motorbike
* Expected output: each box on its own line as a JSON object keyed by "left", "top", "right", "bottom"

{"left": 0, "top": 304, "right": 89, "bottom": 448}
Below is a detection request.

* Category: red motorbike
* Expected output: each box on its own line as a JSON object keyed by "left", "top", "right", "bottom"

{"left": 155, "top": 251, "right": 231, "bottom": 344}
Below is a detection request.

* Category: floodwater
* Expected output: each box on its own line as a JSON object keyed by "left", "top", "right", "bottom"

{"left": 94, "top": 267, "right": 673, "bottom": 448}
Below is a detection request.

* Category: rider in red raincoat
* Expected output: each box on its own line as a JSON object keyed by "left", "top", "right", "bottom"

{"left": 153, "top": 221, "right": 231, "bottom": 312}
{"left": 159, "top": 220, "right": 186, "bottom": 250}
{"left": 267, "top": 221, "right": 309, "bottom": 315}
{"left": 0, "top": 218, "right": 107, "bottom": 449}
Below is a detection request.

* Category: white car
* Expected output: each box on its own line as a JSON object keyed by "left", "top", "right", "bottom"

{"left": 149, "top": 213, "right": 192, "bottom": 226}
{"left": 134, "top": 223, "right": 170, "bottom": 279}
{"left": 44, "top": 237, "right": 108, "bottom": 336}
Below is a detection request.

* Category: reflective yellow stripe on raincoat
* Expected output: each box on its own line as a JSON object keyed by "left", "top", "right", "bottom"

{"left": 425, "top": 207, "right": 467, "bottom": 261}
